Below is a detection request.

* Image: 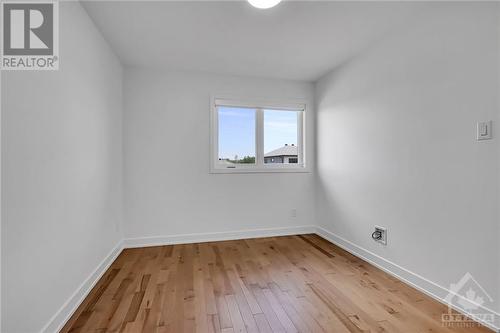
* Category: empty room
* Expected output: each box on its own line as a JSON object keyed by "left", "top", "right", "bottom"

{"left": 1, "top": 0, "right": 499, "bottom": 332}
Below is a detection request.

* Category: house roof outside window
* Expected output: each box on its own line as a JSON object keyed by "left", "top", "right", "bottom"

{"left": 265, "top": 144, "right": 297, "bottom": 158}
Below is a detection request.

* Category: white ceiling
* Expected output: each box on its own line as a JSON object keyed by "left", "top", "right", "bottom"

{"left": 82, "top": 1, "right": 423, "bottom": 81}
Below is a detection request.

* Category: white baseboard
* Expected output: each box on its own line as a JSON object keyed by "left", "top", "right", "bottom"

{"left": 314, "top": 226, "right": 500, "bottom": 333}
{"left": 40, "top": 240, "right": 124, "bottom": 333}
{"left": 45, "top": 225, "right": 499, "bottom": 333}
{"left": 39, "top": 226, "right": 313, "bottom": 333}
{"left": 123, "top": 225, "right": 316, "bottom": 248}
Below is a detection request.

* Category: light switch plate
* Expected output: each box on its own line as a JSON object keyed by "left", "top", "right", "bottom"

{"left": 477, "top": 121, "right": 492, "bottom": 141}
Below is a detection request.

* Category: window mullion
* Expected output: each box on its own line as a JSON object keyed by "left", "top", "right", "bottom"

{"left": 256, "top": 108, "right": 264, "bottom": 167}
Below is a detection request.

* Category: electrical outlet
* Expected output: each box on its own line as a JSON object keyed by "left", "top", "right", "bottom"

{"left": 290, "top": 209, "right": 297, "bottom": 218}
{"left": 372, "top": 226, "right": 387, "bottom": 245}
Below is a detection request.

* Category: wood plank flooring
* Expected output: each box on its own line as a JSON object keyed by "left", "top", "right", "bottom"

{"left": 61, "top": 234, "right": 492, "bottom": 333}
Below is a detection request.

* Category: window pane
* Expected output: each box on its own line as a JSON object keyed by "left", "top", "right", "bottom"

{"left": 264, "top": 110, "right": 299, "bottom": 164}
{"left": 218, "top": 107, "right": 255, "bottom": 165}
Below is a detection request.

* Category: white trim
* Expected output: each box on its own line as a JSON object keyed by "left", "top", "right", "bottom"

{"left": 49, "top": 226, "right": 499, "bottom": 333}
{"left": 314, "top": 226, "right": 500, "bottom": 333}
{"left": 214, "top": 98, "right": 305, "bottom": 111}
{"left": 297, "top": 110, "right": 305, "bottom": 166}
{"left": 209, "top": 165, "right": 310, "bottom": 174}
{"left": 123, "top": 225, "right": 316, "bottom": 248}
{"left": 40, "top": 240, "right": 124, "bottom": 333}
{"left": 256, "top": 108, "right": 264, "bottom": 167}
{"left": 210, "top": 95, "right": 310, "bottom": 174}
{"left": 209, "top": 95, "right": 219, "bottom": 174}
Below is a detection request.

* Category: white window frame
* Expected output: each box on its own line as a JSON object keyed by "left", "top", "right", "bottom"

{"left": 210, "top": 96, "right": 309, "bottom": 174}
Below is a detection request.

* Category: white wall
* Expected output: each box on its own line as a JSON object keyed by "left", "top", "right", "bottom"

{"left": 123, "top": 68, "right": 315, "bottom": 240}
{"left": 316, "top": 1, "right": 500, "bottom": 320}
{"left": 498, "top": 3, "right": 500, "bottom": 315}
{"left": 2, "top": 1, "right": 499, "bottom": 331}
{"left": 1, "top": 2, "right": 123, "bottom": 332}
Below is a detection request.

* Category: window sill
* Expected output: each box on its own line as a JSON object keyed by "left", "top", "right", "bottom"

{"left": 210, "top": 166, "right": 311, "bottom": 174}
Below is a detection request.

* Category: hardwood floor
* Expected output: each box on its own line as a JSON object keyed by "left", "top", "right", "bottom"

{"left": 61, "top": 234, "right": 492, "bottom": 333}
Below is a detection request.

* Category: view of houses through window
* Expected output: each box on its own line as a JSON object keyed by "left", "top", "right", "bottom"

{"left": 218, "top": 107, "right": 300, "bottom": 165}
{"left": 264, "top": 109, "right": 298, "bottom": 164}
{"left": 264, "top": 144, "right": 298, "bottom": 164}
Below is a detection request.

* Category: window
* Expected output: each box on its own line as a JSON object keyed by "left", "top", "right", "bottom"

{"left": 264, "top": 109, "right": 300, "bottom": 165}
{"left": 211, "top": 98, "right": 307, "bottom": 173}
{"left": 218, "top": 107, "right": 256, "bottom": 165}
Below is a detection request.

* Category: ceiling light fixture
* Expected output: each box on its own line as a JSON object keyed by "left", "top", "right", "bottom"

{"left": 247, "top": 0, "right": 282, "bottom": 9}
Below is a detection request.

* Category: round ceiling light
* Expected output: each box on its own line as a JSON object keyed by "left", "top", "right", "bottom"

{"left": 247, "top": 0, "right": 282, "bottom": 9}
